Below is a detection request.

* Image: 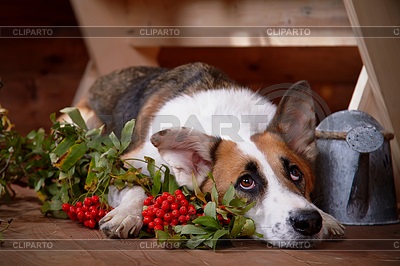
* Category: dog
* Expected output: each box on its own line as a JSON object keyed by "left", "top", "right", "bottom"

{"left": 72, "top": 62, "right": 344, "bottom": 246}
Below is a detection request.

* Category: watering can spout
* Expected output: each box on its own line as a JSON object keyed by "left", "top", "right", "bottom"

{"left": 345, "top": 125, "right": 384, "bottom": 219}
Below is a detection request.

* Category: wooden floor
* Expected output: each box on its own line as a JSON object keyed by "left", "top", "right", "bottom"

{"left": 0, "top": 185, "right": 399, "bottom": 265}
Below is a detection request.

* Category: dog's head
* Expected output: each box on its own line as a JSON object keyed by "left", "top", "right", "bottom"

{"left": 150, "top": 81, "right": 324, "bottom": 245}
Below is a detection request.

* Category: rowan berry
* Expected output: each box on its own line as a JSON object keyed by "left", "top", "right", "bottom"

{"left": 179, "top": 206, "right": 188, "bottom": 215}
{"left": 84, "top": 197, "right": 93, "bottom": 207}
{"left": 154, "top": 218, "right": 163, "bottom": 225}
{"left": 170, "top": 202, "right": 179, "bottom": 210}
{"left": 154, "top": 225, "right": 164, "bottom": 231}
{"left": 161, "top": 192, "right": 170, "bottom": 200}
{"left": 180, "top": 199, "right": 189, "bottom": 207}
{"left": 188, "top": 207, "right": 196, "bottom": 215}
{"left": 178, "top": 215, "right": 187, "bottom": 224}
{"left": 156, "top": 196, "right": 164, "bottom": 205}
{"left": 98, "top": 209, "right": 106, "bottom": 218}
{"left": 161, "top": 201, "right": 170, "bottom": 211}
{"left": 142, "top": 209, "right": 149, "bottom": 217}
{"left": 69, "top": 206, "right": 76, "bottom": 214}
{"left": 156, "top": 209, "right": 165, "bottom": 218}
{"left": 167, "top": 195, "right": 175, "bottom": 203}
{"left": 92, "top": 195, "right": 100, "bottom": 204}
{"left": 176, "top": 193, "right": 185, "bottom": 201}
{"left": 77, "top": 211, "right": 85, "bottom": 222}
{"left": 144, "top": 197, "right": 153, "bottom": 206}
{"left": 164, "top": 212, "right": 172, "bottom": 222}
{"left": 148, "top": 221, "right": 155, "bottom": 229}
{"left": 62, "top": 203, "right": 71, "bottom": 213}
{"left": 143, "top": 216, "right": 152, "bottom": 225}
{"left": 171, "top": 209, "right": 180, "bottom": 218}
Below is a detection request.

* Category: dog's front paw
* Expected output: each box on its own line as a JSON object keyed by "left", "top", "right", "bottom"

{"left": 320, "top": 211, "right": 345, "bottom": 238}
{"left": 99, "top": 186, "right": 147, "bottom": 239}
{"left": 99, "top": 207, "right": 143, "bottom": 238}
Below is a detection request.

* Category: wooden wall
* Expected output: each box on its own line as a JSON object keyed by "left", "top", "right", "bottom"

{"left": 0, "top": 0, "right": 362, "bottom": 135}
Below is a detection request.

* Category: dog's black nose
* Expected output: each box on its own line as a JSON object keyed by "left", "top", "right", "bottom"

{"left": 289, "top": 210, "right": 322, "bottom": 236}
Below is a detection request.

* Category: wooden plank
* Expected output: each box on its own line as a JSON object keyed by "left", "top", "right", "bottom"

{"left": 71, "top": 0, "right": 356, "bottom": 49}
{"left": 2, "top": 185, "right": 400, "bottom": 265}
{"left": 125, "top": 0, "right": 356, "bottom": 47}
{"left": 344, "top": 0, "right": 400, "bottom": 202}
{"left": 70, "top": 0, "right": 160, "bottom": 75}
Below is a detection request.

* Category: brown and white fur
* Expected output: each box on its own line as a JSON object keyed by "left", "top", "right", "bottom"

{"left": 70, "top": 62, "right": 344, "bottom": 246}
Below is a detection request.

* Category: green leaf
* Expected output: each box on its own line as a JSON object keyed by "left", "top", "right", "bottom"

{"left": 240, "top": 218, "right": 256, "bottom": 237}
{"left": 180, "top": 224, "right": 207, "bottom": 235}
{"left": 213, "top": 228, "right": 229, "bottom": 240}
{"left": 41, "top": 201, "right": 51, "bottom": 214}
{"left": 60, "top": 107, "right": 88, "bottom": 130}
{"left": 49, "top": 112, "right": 57, "bottom": 123}
{"left": 114, "top": 179, "right": 126, "bottom": 190}
{"left": 211, "top": 184, "right": 218, "bottom": 204}
{"left": 51, "top": 136, "right": 76, "bottom": 158}
{"left": 222, "top": 183, "right": 235, "bottom": 206}
{"left": 101, "top": 147, "right": 118, "bottom": 159}
{"left": 192, "top": 216, "right": 221, "bottom": 231}
{"left": 85, "top": 157, "right": 98, "bottom": 192}
{"left": 120, "top": 119, "right": 135, "bottom": 152}
{"left": 50, "top": 199, "right": 62, "bottom": 211}
{"left": 162, "top": 166, "right": 170, "bottom": 193}
{"left": 34, "top": 178, "right": 45, "bottom": 191}
{"left": 230, "top": 215, "right": 247, "bottom": 237}
{"left": 192, "top": 173, "right": 206, "bottom": 204}
{"left": 155, "top": 229, "right": 170, "bottom": 242}
{"left": 48, "top": 183, "right": 59, "bottom": 195}
{"left": 229, "top": 197, "right": 247, "bottom": 208}
{"left": 50, "top": 210, "right": 68, "bottom": 219}
{"left": 55, "top": 142, "right": 87, "bottom": 172}
{"left": 161, "top": 166, "right": 179, "bottom": 194}
{"left": 145, "top": 156, "right": 156, "bottom": 177}
{"left": 60, "top": 183, "right": 69, "bottom": 203}
{"left": 150, "top": 170, "right": 162, "bottom": 196}
{"left": 186, "top": 237, "right": 205, "bottom": 249}
{"left": 109, "top": 132, "right": 121, "bottom": 150}
{"left": 85, "top": 126, "right": 103, "bottom": 138}
{"left": 212, "top": 229, "right": 229, "bottom": 250}
{"left": 239, "top": 201, "right": 255, "bottom": 214}
{"left": 204, "top": 202, "right": 216, "bottom": 219}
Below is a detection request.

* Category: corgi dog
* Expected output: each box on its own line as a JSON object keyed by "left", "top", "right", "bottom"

{"left": 73, "top": 62, "right": 344, "bottom": 246}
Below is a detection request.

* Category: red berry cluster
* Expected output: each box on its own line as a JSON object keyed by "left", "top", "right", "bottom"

{"left": 61, "top": 195, "right": 110, "bottom": 229}
{"left": 142, "top": 190, "right": 199, "bottom": 232}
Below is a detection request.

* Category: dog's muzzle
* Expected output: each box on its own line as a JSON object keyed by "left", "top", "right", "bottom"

{"left": 289, "top": 209, "right": 322, "bottom": 236}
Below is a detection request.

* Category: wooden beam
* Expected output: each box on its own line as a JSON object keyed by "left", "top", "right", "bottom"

{"left": 71, "top": 0, "right": 356, "bottom": 48}
{"left": 345, "top": 0, "right": 400, "bottom": 202}
{"left": 70, "top": 0, "right": 160, "bottom": 75}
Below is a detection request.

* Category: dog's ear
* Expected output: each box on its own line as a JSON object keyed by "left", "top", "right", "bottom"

{"left": 267, "top": 81, "right": 317, "bottom": 164}
{"left": 150, "top": 127, "right": 218, "bottom": 189}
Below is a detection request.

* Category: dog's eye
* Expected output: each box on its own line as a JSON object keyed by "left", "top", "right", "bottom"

{"left": 289, "top": 165, "right": 302, "bottom": 181}
{"left": 238, "top": 174, "right": 256, "bottom": 190}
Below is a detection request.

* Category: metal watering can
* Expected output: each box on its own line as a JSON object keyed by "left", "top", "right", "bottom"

{"left": 313, "top": 110, "right": 398, "bottom": 225}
